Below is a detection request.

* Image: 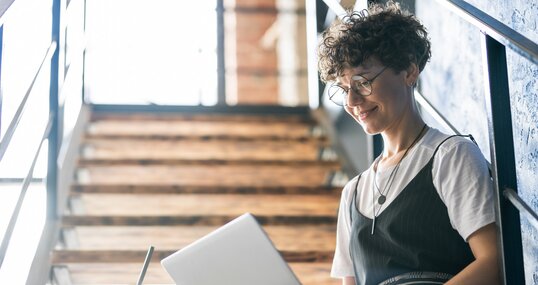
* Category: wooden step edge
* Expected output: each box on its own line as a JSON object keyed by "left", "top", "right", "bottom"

{"left": 51, "top": 249, "right": 334, "bottom": 263}
{"left": 81, "top": 136, "right": 333, "bottom": 146}
{"left": 89, "top": 113, "right": 318, "bottom": 124}
{"left": 77, "top": 158, "right": 341, "bottom": 167}
{"left": 84, "top": 134, "right": 329, "bottom": 142}
{"left": 70, "top": 184, "right": 343, "bottom": 195}
{"left": 61, "top": 215, "right": 338, "bottom": 226}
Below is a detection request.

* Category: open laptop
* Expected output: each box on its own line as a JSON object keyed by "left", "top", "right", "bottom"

{"left": 161, "top": 213, "right": 302, "bottom": 285}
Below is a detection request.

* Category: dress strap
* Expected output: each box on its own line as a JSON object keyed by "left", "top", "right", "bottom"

{"left": 431, "top": 134, "right": 478, "bottom": 160}
{"left": 429, "top": 133, "right": 491, "bottom": 177}
{"left": 349, "top": 174, "right": 362, "bottom": 224}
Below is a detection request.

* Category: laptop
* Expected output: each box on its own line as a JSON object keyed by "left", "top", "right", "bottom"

{"left": 161, "top": 213, "right": 302, "bottom": 285}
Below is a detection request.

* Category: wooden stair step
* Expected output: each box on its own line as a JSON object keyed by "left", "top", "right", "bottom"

{"left": 90, "top": 112, "right": 316, "bottom": 124}
{"left": 85, "top": 133, "right": 329, "bottom": 142}
{"left": 62, "top": 214, "right": 337, "bottom": 226}
{"left": 62, "top": 225, "right": 336, "bottom": 251}
{"left": 86, "top": 120, "right": 323, "bottom": 139}
{"left": 54, "top": 262, "right": 339, "bottom": 285}
{"left": 78, "top": 159, "right": 340, "bottom": 167}
{"left": 80, "top": 138, "right": 333, "bottom": 162}
{"left": 71, "top": 184, "right": 342, "bottom": 195}
{"left": 76, "top": 165, "right": 340, "bottom": 187}
{"left": 67, "top": 194, "right": 340, "bottom": 216}
{"left": 52, "top": 249, "right": 334, "bottom": 263}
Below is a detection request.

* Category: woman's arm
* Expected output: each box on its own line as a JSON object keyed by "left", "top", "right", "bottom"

{"left": 445, "top": 223, "right": 501, "bottom": 285}
{"left": 343, "top": 276, "right": 355, "bottom": 285}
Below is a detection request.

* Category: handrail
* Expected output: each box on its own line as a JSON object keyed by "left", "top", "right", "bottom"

{"left": 0, "top": 113, "right": 54, "bottom": 268}
{"left": 321, "top": 0, "right": 347, "bottom": 20}
{"left": 0, "top": 41, "right": 57, "bottom": 161}
{"left": 436, "top": 0, "right": 538, "bottom": 65}
{"left": 0, "top": 0, "right": 16, "bottom": 26}
{"left": 414, "top": 90, "right": 460, "bottom": 135}
{"left": 504, "top": 188, "right": 538, "bottom": 230}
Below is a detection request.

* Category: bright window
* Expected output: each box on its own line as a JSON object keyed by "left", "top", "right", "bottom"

{"left": 84, "top": 0, "right": 218, "bottom": 105}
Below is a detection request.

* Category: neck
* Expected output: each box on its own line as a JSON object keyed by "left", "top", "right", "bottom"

{"left": 380, "top": 116, "right": 426, "bottom": 158}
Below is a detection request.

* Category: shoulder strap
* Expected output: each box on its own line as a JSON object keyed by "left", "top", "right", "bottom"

{"left": 431, "top": 134, "right": 478, "bottom": 158}
{"left": 349, "top": 174, "right": 361, "bottom": 224}
{"left": 430, "top": 134, "right": 491, "bottom": 177}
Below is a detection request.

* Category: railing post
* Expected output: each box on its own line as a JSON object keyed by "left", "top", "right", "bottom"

{"left": 216, "top": 0, "right": 226, "bottom": 106}
{"left": 0, "top": 25, "right": 3, "bottom": 135}
{"left": 481, "top": 33, "right": 525, "bottom": 285}
{"left": 306, "top": 0, "right": 327, "bottom": 109}
{"left": 82, "top": 0, "right": 88, "bottom": 104}
{"left": 48, "top": 0, "right": 61, "bottom": 220}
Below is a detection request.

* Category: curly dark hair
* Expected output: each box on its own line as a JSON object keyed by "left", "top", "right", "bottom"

{"left": 317, "top": 1, "right": 431, "bottom": 82}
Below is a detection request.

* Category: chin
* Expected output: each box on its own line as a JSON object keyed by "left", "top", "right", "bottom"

{"left": 357, "top": 121, "right": 381, "bottom": 136}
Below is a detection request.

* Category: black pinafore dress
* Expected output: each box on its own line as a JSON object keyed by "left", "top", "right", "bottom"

{"left": 348, "top": 136, "right": 475, "bottom": 285}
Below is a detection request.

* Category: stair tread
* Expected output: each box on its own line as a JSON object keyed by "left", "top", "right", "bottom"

{"left": 71, "top": 184, "right": 342, "bottom": 195}
{"left": 76, "top": 164, "right": 340, "bottom": 186}
{"left": 86, "top": 120, "right": 322, "bottom": 138}
{"left": 62, "top": 225, "right": 336, "bottom": 251}
{"left": 61, "top": 215, "right": 337, "bottom": 226}
{"left": 90, "top": 112, "right": 316, "bottom": 124}
{"left": 68, "top": 194, "right": 340, "bottom": 216}
{"left": 78, "top": 159, "right": 340, "bottom": 167}
{"left": 52, "top": 249, "right": 334, "bottom": 263}
{"left": 55, "top": 262, "right": 339, "bottom": 285}
{"left": 81, "top": 138, "right": 331, "bottom": 161}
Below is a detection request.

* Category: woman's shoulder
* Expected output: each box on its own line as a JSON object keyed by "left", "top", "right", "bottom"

{"left": 422, "top": 128, "right": 488, "bottom": 169}
{"left": 342, "top": 174, "right": 359, "bottom": 194}
{"left": 422, "top": 128, "right": 480, "bottom": 155}
{"left": 341, "top": 171, "right": 367, "bottom": 203}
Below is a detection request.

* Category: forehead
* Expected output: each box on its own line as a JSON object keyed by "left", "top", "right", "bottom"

{"left": 336, "top": 60, "right": 378, "bottom": 83}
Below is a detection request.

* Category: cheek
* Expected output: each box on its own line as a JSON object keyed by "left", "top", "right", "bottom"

{"left": 344, "top": 107, "right": 363, "bottom": 124}
{"left": 344, "top": 106, "right": 356, "bottom": 117}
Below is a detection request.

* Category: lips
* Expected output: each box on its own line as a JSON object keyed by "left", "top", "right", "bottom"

{"left": 357, "top": 106, "right": 378, "bottom": 120}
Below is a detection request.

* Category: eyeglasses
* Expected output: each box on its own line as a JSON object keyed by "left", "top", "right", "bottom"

{"left": 328, "top": 67, "right": 388, "bottom": 106}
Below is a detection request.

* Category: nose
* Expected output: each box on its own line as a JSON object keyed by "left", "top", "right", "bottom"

{"left": 345, "top": 89, "right": 365, "bottom": 107}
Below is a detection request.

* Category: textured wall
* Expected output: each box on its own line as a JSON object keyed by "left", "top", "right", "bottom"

{"left": 415, "top": 0, "right": 538, "bottom": 283}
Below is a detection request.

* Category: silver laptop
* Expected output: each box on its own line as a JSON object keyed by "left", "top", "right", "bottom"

{"left": 161, "top": 213, "right": 302, "bottom": 285}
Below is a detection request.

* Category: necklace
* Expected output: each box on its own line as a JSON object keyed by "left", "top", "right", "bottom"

{"left": 371, "top": 123, "right": 428, "bottom": 235}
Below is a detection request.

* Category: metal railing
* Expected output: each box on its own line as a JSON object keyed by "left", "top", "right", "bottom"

{"left": 0, "top": 2, "right": 60, "bottom": 273}
{"left": 0, "top": 37, "right": 58, "bottom": 268}
{"left": 313, "top": 0, "right": 538, "bottom": 284}
{"left": 0, "top": 0, "right": 71, "bottom": 282}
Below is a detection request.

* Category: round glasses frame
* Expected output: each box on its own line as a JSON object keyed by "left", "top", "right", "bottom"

{"left": 328, "top": 67, "right": 388, "bottom": 106}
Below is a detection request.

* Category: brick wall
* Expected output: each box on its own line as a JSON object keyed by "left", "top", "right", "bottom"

{"left": 224, "top": 0, "right": 307, "bottom": 105}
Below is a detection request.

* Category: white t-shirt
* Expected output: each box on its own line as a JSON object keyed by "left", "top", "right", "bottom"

{"left": 330, "top": 127, "right": 496, "bottom": 278}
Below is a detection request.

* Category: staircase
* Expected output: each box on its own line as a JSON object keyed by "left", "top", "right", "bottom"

{"left": 50, "top": 109, "right": 344, "bottom": 284}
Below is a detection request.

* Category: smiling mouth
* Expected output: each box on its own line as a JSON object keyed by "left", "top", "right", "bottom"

{"left": 358, "top": 106, "right": 377, "bottom": 120}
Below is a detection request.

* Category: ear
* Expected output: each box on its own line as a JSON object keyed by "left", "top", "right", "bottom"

{"left": 405, "top": 63, "right": 420, "bottom": 87}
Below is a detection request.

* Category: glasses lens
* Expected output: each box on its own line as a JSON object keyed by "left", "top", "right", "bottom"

{"left": 351, "top": 76, "right": 372, "bottom": 96}
{"left": 328, "top": 85, "right": 346, "bottom": 106}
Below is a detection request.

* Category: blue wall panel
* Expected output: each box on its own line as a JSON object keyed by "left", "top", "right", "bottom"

{"left": 415, "top": 0, "right": 537, "bottom": 283}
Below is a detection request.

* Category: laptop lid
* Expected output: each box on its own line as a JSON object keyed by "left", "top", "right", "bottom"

{"left": 161, "top": 213, "right": 301, "bottom": 285}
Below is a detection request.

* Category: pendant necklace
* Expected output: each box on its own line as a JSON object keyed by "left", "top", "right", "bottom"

{"left": 371, "top": 124, "right": 428, "bottom": 235}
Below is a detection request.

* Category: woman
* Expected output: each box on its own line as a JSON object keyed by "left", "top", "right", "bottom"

{"left": 317, "top": 2, "right": 500, "bottom": 284}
